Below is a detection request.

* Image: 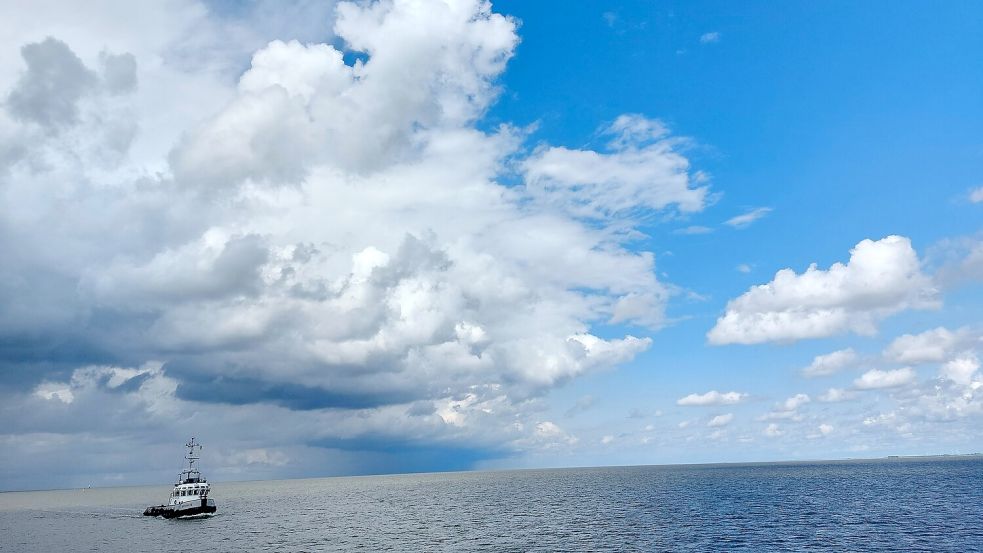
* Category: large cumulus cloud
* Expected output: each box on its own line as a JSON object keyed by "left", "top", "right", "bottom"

{"left": 0, "top": 0, "right": 708, "bottom": 487}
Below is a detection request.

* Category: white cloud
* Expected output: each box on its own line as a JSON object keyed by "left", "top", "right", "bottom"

{"left": 31, "top": 362, "right": 176, "bottom": 416}
{"left": 528, "top": 421, "right": 578, "bottom": 449}
{"left": 854, "top": 367, "right": 917, "bottom": 390}
{"left": 699, "top": 32, "right": 720, "bottom": 44}
{"left": 760, "top": 393, "right": 810, "bottom": 421}
{"left": 883, "top": 327, "right": 965, "bottom": 364}
{"left": 905, "top": 361, "right": 983, "bottom": 421}
{"left": 675, "top": 225, "right": 713, "bottom": 235}
{"left": 736, "top": 263, "right": 752, "bottom": 273}
{"left": 522, "top": 114, "right": 708, "bottom": 220}
{"left": 781, "top": 393, "right": 810, "bottom": 411}
{"left": 802, "top": 348, "right": 857, "bottom": 377}
{"left": 707, "top": 413, "right": 733, "bottom": 427}
{"left": 970, "top": 186, "right": 983, "bottom": 203}
{"left": 763, "top": 423, "right": 782, "bottom": 437}
{"left": 863, "top": 411, "right": 899, "bottom": 427}
{"left": 818, "top": 423, "right": 833, "bottom": 435}
{"left": 33, "top": 382, "right": 75, "bottom": 404}
{"left": 819, "top": 387, "right": 855, "bottom": 402}
{"left": 708, "top": 236, "right": 939, "bottom": 345}
{"left": 677, "top": 390, "right": 747, "bottom": 406}
{"left": 724, "top": 207, "right": 771, "bottom": 229}
{"left": 940, "top": 354, "right": 980, "bottom": 387}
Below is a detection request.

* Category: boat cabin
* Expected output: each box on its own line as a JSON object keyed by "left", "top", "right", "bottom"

{"left": 169, "top": 481, "right": 211, "bottom": 505}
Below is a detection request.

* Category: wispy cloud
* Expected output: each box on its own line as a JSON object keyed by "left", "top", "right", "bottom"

{"left": 565, "top": 395, "right": 597, "bottom": 417}
{"left": 969, "top": 186, "right": 983, "bottom": 203}
{"left": 854, "top": 368, "right": 917, "bottom": 390}
{"left": 700, "top": 32, "right": 720, "bottom": 44}
{"left": 674, "top": 225, "right": 713, "bottom": 235}
{"left": 725, "top": 207, "right": 772, "bottom": 228}
{"left": 707, "top": 413, "right": 734, "bottom": 427}
{"left": 801, "top": 348, "right": 858, "bottom": 378}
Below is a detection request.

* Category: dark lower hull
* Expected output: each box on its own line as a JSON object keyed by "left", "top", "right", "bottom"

{"left": 144, "top": 499, "right": 217, "bottom": 518}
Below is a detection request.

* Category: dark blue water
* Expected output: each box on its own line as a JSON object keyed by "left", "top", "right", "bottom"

{"left": 2, "top": 458, "right": 981, "bottom": 551}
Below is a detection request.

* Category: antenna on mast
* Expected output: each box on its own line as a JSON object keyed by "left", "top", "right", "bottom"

{"left": 179, "top": 437, "right": 204, "bottom": 483}
{"left": 186, "top": 436, "right": 202, "bottom": 470}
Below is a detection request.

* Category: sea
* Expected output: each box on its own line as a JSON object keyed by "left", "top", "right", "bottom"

{"left": 1, "top": 457, "right": 981, "bottom": 552}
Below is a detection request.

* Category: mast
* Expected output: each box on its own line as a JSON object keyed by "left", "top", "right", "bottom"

{"left": 179, "top": 436, "right": 204, "bottom": 483}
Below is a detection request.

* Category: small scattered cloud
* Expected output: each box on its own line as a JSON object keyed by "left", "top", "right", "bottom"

{"left": 969, "top": 186, "right": 983, "bottom": 203}
{"left": 761, "top": 393, "right": 810, "bottom": 421}
{"left": 818, "top": 423, "right": 834, "bottom": 436}
{"left": 674, "top": 225, "right": 713, "bottom": 235}
{"left": 802, "top": 348, "right": 858, "bottom": 378}
{"left": 677, "top": 390, "right": 747, "bottom": 406}
{"left": 780, "top": 393, "right": 810, "bottom": 411}
{"left": 736, "top": 263, "right": 752, "bottom": 273}
{"left": 763, "top": 423, "right": 782, "bottom": 437}
{"left": 862, "top": 412, "right": 899, "bottom": 427}
{"left": 819, "top": 387, "right": 855, "bottom": 402}
{"left": 725, "top": 207, "right": 772, "bottom": 229}
{"left": 707, "top": 413, "right": 734, "bottom": 427}
{"left": 854, "top": 367, "right": 916, "bottom": 390}
{"left": 602, "top": 12, "right": 617, "bottom": 27}
{"left": 699, "top": 32, "right": 720, "bottom": 44}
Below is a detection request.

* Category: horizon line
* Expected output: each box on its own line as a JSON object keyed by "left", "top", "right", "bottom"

{"left": 3, "top": 452, "right": 981, "bottom": 494}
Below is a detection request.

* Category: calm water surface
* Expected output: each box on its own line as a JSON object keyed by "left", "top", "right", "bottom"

{"left": 1, "top": 458, "right": 981, "bottom": 552}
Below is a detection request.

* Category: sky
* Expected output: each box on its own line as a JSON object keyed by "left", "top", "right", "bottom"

{"left": 0, "top": 0, "right": 981, "bottom": 491}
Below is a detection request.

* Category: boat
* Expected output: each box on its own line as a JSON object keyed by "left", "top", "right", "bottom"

{"left": 143, "top": 437, "right": 217, "bottom": 518}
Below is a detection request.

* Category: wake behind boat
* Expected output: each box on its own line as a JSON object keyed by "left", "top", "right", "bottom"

{"left": 143, "top": 437, "right": 217, "bottom": 518}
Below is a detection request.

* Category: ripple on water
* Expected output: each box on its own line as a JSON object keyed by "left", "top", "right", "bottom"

{"left": 1, "top": 458, "right": 982, "bottom": 552}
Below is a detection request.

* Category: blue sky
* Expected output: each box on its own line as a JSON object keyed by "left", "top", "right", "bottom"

{"left": 0, "top": 0, "right": 981, "bottom": 490}
{"left": 483, "top": 0, "right": 983, "bottom": 467}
